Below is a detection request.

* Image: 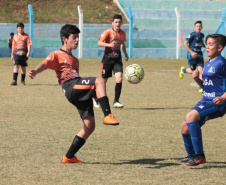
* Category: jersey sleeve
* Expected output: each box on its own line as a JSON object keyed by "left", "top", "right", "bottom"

{"left": 27, "top": 35, "right": 32, "bottom": 46}
{"left": 98, "top": 30, "right": 109, "bottom": 42}
{"left": 42, "top": 52, "right": 58, "bottom": 70}
{"left": 123, "top": 32, "right": 126, "bottom": 43}
{"left": 185, "top": 33, "right": 193, "bottom": 42}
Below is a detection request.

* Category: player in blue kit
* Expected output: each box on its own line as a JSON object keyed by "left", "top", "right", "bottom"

{"left": 177, "top": 34, "right": 226, "bottom": 166}
{"left": 179, "top": 21, "right": 205, "bottom": 93}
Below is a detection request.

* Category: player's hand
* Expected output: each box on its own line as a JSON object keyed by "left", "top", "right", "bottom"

{"left": 213, "top": 97, "right": 225, "bottom": 105}
{"left": 124, "top": 53, "right": 129, "bottom": 61}
{"left": 27, "top": 53, "right": 30, "bottom": 58}
{"left": 11, "top": 55, "right": 13, "bottom": 60}
{"left": 191, "top": 52, "right": 197, "bottom": 58}
{"left": 109, "top": 41, "right": 117, "bottom": 48}
{"left": 29, "top": 70, "right": 36, "bottom": 79}
{"left": 192, "top": 70, "right": 199, "bottom": 78}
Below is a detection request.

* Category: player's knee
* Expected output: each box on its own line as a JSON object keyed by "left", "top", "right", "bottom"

{"left": 185, "top": 111, "right": 199, "bottom": 123}
{"left": 87, "top": 123, "right": 95, "bottom": 134}
{"left": 116, "top": 77, "right": 123, "bottom": 83}
{"left": 181, "top": 121, "right": 189, "bottom": 134}
{"left": 95, "top": 77, "right": 105, "bottom": 86}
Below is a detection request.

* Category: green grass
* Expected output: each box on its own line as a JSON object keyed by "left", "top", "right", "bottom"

{"left": 0, "top": 58, "right": 226, "bottom": 184}
{"left": 0, "top": 0, "right": 128, "bottom": 24}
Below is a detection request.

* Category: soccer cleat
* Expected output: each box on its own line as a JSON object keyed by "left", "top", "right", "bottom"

{"left": 21, "top": 81, "right": 26, "bottom": 85}
{"left": 10, "top": 80, "right": 17, "bottom": 86}
{"left": 176, "top": 156, "right": 190, "bottom": 163}
{"left": 179, "top": 67, "right": 185, "bottom": 79}
{"left": 103, "top": 113, "right": 119, "bottom": 126}
{"left": 199, "top": 88, "right": 203, "bottom": 93}
{"left": 62, "top": 155, "right": 85, "bottom": 164}
{"left": 185, "top": 154, "right": 206, "bottom": 166}
{"left": 113, "top": 102, "right": 124, "bottom": 108}
{"left": 93, "top": 98, "right": 100, "bottom": 108}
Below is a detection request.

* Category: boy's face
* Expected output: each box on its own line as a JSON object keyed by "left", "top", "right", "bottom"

{"left": 206, "top": 38, "right": 222, "bottom": 59}
{"left": 194, "top": 23, "right": 202, "bottom": 33}
{"left": 64, "top": 34, "right": 79, "bottom": 49}
{"left": 112, "top": 18, "right": 122, "bottom": 31}
{"left": 17, "top": 26, "right": 24, "bottom": 34}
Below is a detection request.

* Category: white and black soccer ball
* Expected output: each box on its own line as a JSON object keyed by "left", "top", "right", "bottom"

{"left": 124, "top": 64, "right": 144, "bottom": 84}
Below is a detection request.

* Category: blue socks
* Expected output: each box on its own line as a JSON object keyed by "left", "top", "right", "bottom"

{"left": 182, "top": 132, "right": 195, "bottom": 157}
{"left": 186, "top": 121, "right": 204, "bottom": 155}
{"left": 182, "top": 68, "right": 187, "bottom": 73}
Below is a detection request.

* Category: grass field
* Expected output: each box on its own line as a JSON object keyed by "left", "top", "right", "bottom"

{"left": 0, "top": 57, "right": 226, "bottom": 184}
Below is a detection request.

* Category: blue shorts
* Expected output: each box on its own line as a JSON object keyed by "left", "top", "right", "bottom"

{"left": 193, "top": 99, "right": 226, "bottom": 127}
{"left": 187, "top": 53, "right": 204, "bottom": 71}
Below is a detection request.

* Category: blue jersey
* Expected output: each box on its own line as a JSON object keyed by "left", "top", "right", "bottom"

{"left": 186, "top": 31, "right": 205, "bottom": 55}
{"left": 202, "top": 55, "right": 226, "bottom": 100}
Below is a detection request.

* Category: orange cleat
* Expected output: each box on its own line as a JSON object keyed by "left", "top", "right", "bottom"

{"left": 62, "top": 155, "right": 85, "bottom": 164}
{"left": 103, "top": 113, "right": 119, "bottom": 126}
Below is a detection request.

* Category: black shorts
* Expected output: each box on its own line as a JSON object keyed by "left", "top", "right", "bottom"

{"left": 13, "top": 54, "right": 28, "bottom": 67}
{"left": 62, "top": 77, "right": 96, "bottom": 120}
{"left": 101, "top": 61, "right": 123, "bottom": 78}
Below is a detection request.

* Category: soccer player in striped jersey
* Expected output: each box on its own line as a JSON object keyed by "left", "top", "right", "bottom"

{"left": 94, "top": 14, "right": 128, "bottom": 108}
{"left": 179, "top": 21, "right": 205, "bottom": 93}
{"left": 11, "top": 23, "right": 32, "bottom": 86}
{"left": 29, "top": 24, "right": 119, "bottom": 164}
{"left": 177, "top": 34, "right": 226, "bottom": 166}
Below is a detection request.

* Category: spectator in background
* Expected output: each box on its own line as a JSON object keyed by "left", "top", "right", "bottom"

{"left": 8, "top": 32, "right": 14, "bottom": 49}
{"left": 11, "top": 23, "right": 32, "bottom": 86}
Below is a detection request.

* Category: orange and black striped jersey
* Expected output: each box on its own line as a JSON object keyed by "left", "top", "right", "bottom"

{"left": 42, "top": 49, "right": 80, "bottom": 86}
{"left": 99, "top": 28, "right": 126, "bottom": 59}
{"left": 12, "top": 33, "right": 32, "bottom": 55}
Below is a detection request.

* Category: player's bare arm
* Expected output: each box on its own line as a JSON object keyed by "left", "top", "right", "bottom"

{"left": 27, "top": 45, "right": 31, "bottom": 58}
{"left": 98, "top": 40, "right": 116, "bottom": 48}
{"left": 184, "top": 40, "right": 197, "bottom": 58}
{"left": 192, "top": 70, "right": 203, "bottom": 88}
{"left": 29, "top": 63, "right": 46, "bottom": 79}
{"left": 11, "top": 47, "right": 14, "bottom": 60}
{"left": 121, "top": 43, "right": 128, "bottom": 61}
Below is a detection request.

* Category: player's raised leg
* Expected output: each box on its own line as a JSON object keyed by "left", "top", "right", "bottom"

{"left": 95, "top": 77, "right": 119, "bottom": 125}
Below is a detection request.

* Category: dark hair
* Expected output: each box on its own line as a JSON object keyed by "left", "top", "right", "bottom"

{"left": 205, "top": 34, "right": 226, "bottom": 48}
{"left": 194, "top": 20, "right": 202, "bottom": 26}
{"left": 17, "top": 22, "right": 24, "bottom": 28}
{"left": 60, "top": 24, "right": 80, "bottom": 45}
{"left": 113, "top": 14, "right": 122, "bottom": 21}
{"left": 10, "top": 32, "right": 14, "bottom": 36}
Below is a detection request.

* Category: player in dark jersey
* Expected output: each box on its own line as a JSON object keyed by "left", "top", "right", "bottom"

{"left": 29, "top": 24, "right": 119, "bottom": 164}
{"left": 11, "top": 23, "right": 32, "bottom": 86}
{"left": 8, "top": 32, "right": 14, "bottom": 49}
{"left": 93, "top": 14, "right": 129, "bottom": 109}
{"left": 177, "top": 34, "right": 226, "bottom": 166}
{"left": 179, "top": 21, "right": 205, "bottom": 93}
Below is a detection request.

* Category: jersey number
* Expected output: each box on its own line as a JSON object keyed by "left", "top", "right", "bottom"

{"left": 82, "top": 80, "right": 90, "bottom": 84}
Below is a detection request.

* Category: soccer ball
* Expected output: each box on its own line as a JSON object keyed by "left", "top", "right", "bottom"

{"left": 124, "top": 64, "right": 144, "bottom": 84}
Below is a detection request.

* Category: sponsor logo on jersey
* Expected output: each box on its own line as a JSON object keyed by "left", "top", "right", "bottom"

{"left": 203, "top": 91, "right": 215, "bottom": 97}
{"left": 208, "top": 66, "right": 215, "bottom": 73}
{"left": 111, "top": 34, "right": 114, "bottom": 40}
{"left": 46, "top": 56, "right": 51, "bottom": 60}
{"left": 203, "top": 79, "right": 213, "bottom": 86}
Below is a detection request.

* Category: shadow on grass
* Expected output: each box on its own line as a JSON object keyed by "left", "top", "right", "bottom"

{"left": 190, "top": 162, "right": 226, "bottom": 169}
{"left": 171, "top": 158, "right": 226, "bottom": 169}
{"left": 126, "top": 107, "right": 189, "bottom": 110}
{"left": 26, "top": 84, "right": 59, "bottom": 86}
{"left": 89, "top": 158, "right": 180, "bottom": 168}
